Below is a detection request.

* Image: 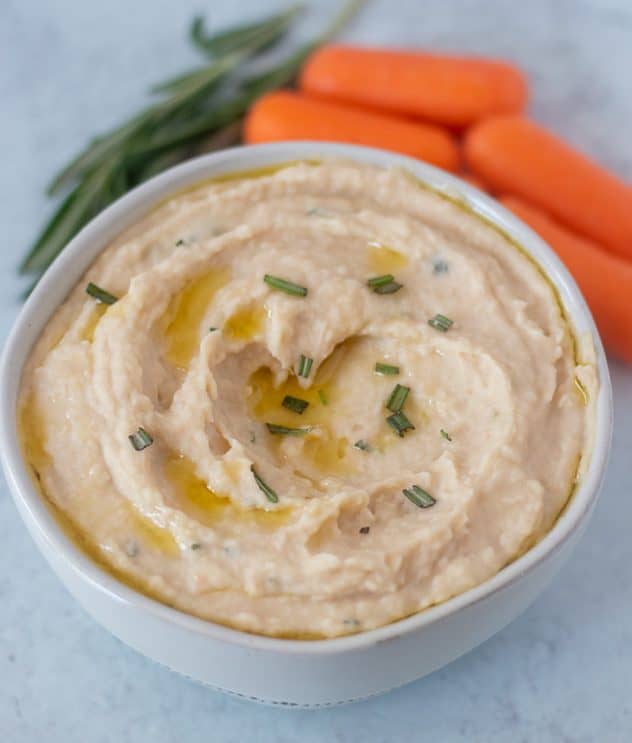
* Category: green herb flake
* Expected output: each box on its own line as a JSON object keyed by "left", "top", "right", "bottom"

{"left": 428, "top": 313, "right": 454, "bottom": 332}
{"left": 297, "top": 354, "right": 313, "bottom": 378}
{"left": 282, "top": 395, "right": 309, "bottom": 414}
{"left": 432, "top": 259, "right": 449, "bottom": 275}
{"left": 175, "top": 238, "right": 186, "bottom": 247}
{"left": 440, "top": 428, "right": 452, "bottom": 442}
{"left": 251, "top": 465, "right": 279, "bottom": 504}
{"left": 317, "top": 389, "right": 328, "bottom": 406}
{"left": 353, "top": 439, "right": 373, "bottom": 452}
{"left": 367, "top": 274, "right": 394, "bottom": 288}
{"left": 402, "top": 485, "right": 436, "bottom": 509}
{"left": 265, "top": 423, "right": 312, "bottom": 436}
{"left": 190, "top": 542, "right": 202, "bottom": 550}
{"left": 86, "top": 282, "right": 118, "bottom": 305}
{"left": 264, "top": 274, "right": 308, "bottom": 297}
{"left": 386, "top": 411, "right": 415, "bottom": 437}
{"left": 368, "top": 275, "right": 403, "bottom": 294}
{"left": 359, "top": 526, "right": 370, "bottom": 534}
{"left": 375, "top": 362, "right": 400, "bottom": 376}
{"left": 128, "top": 427, "right": 153, "bottom": 451}
{"left": 386, "top": 384, "right": 410, "bottom": 413}
{"left": 208, "top": 326, "right": 219, "bottom": 333}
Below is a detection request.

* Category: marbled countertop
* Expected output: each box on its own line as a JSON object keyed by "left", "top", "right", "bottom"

{"left": 1, "top": 1, "right": 631, "bottom": 740}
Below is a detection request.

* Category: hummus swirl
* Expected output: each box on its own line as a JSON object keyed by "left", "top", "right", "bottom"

{"left": 20, "top": 160, "right": 595, "bottom": 638}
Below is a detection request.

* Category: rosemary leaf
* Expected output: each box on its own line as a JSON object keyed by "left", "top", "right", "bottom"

{"left": 402, "top": 485, "right": 436, "bottom": 509}
{"left": 251, "top": 465, "right": 279, "bottom": 503}
{"left": 386, "top": 384, "right": 410, "bottom": 413}
{"left": 266, "top": 422, "right": 312, "bottom": 436}
{"left": 297, "top": 354, "right": 313, "bottom": 378}
{"left": 282, "top": 395, "right": 309, "bottom": 414}
{"left": 386, "top": 411, "right": 415, "bottom": 437}
{"left": 191, "top": 4, "right": 302, "bottom": 59}
{"left": 428, "top": 314, "right": 454, "bottom": 332}
{"left": 375, "top": 362, "right": 399, "bottom": 376}
{"left": 86, "top": 282, "right": 118, "bottom": 305}
{"left": 129, "top": 427, "right": 153, "bottom": 451}
{"left": 373, "top": 280, "right": 403, "bottom": 295}
{"left": 264, "top": 274, "right": 307, "bottom": 297}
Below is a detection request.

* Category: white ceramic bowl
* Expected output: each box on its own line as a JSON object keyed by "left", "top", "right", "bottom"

{"left": 0, "top": 142, "right": 612, "bottom": 707}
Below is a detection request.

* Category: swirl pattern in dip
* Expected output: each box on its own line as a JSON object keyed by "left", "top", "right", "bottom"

{"left": 19, "top": 160, "right": 596, "bottom": 638}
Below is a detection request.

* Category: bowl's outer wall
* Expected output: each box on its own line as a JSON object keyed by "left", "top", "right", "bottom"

{"left": 24, "top": 487, "right": 593, "bottom": 706}
{"left": 0, "top": 142, "right": 613, "bottom": 706}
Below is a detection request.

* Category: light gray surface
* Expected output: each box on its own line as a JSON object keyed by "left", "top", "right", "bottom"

{"left": 1, "top": 0, "right": 631, "bottom": 740}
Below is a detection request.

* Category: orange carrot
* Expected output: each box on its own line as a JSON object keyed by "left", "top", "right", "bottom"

{"left": 500, "top": 195, "right": 632, "bottom": 364}
{"left": 299, "top": 45, "right": 528, "bottom": 127}
{"left": 244, "top": 91, "right": 460, "bottom": 171}
{"left": 465, "top": 116, "right": 632, "bottom": 261}
{"left": 459, "top": 172, "right": 489, "bottom": 192}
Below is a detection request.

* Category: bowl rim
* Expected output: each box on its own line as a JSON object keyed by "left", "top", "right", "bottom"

{"left": 0, "top": 141, "right": 613, "bottom": 656}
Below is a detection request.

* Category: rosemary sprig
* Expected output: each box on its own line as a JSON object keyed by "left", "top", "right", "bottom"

{"left": 21, "top": 0, "right": 365, "bottom": 285}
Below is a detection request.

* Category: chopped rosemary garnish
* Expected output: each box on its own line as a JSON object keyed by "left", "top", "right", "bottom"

{"left": 367, "top": 274, "right": 394, "bottom": 288}
{"left": 374, "top": 281, "right": 403, "bottom": 294}
{"left": 317, "top": 389, "right": 328, "bottom": 405}
{"left": 428, "top": 313, "right": 454, "bottom": 332}
{"left": 86, "top": 282, "right": 118, "bottom": 305}
{"left": 297, "top": 354, "right": 313, "bottom": 378}
{"left": 386, "top": 411, "right": 415, "bottom": 437}
{"left": 440, "top": 428, "right": 452, "bottom": 441}
{"left": 251, "top": 465, "right": 278, "bottom": 503}
{"left": 208, "top": 326, "right": 219, "bottom": 333}
{"left": 128, "top": 427, "right": 153, "bottom": 451}
{"left": 368, "top": 275, "right": 403, "bottom": 294}
{"left": 432, "top": 259, "right": 449, "bottom": 275}
{"left": 375, "top": 362, "right": 399, "bottom": 376}
{"left": 359, "top": 526, "right": 370, "bottom": 534}
{"left": 343, "top": 618, "right": 360, "bottom": 628}
{"left": 190, "top": 542, "right": 202, "bottom": 550}
{"left": 266, "top": 423, "right": 312, "bottom": 436}
{"left": 175, "top": 239, "right": 186, "bottom": 247}
{"left": 353, "top": 439, "right": 373, "bottom": 452}
{"left": 386, "top": 384, "right": 410, "bottom": 413}
{"left": 402, "top": 485, "right": 436, "bottom": 509}
{"left": 282, "top": 395, "right": 309, "bottom": 414}
{"left": 264, "top": 274, "right": 308, "bottom": 297}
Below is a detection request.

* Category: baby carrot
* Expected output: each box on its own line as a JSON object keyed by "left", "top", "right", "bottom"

{"left": 299, "top": 45, "right": 528, "bottom": 127}
{"left": 465, "top": 116, "right": 632, "bottom": 261}
{"left": 500, "top": 194, "right": 632, "bottom": 364}
{"left": 459, "top": 172, "right": 489, "bottom": 192}
{"left": 244, "top": 91, "right": 460, "bottom": 172}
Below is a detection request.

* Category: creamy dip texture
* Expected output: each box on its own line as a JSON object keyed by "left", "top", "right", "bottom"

{"left": 19, "top": 160, "right": 596, "bottom": 638}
